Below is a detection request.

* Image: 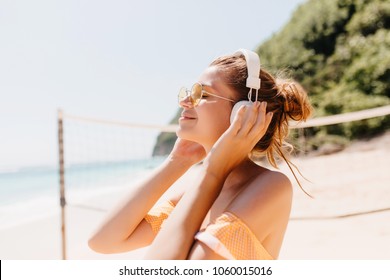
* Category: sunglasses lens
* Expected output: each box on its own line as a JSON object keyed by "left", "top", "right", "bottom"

{"left": 178, "top": 87, "right": 188, "bottom": 103}
{"left": 191, "top": 83, "right": 202, "bottom": 106}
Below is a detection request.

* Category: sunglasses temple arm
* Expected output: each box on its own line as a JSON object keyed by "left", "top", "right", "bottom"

{"left": 206, "top": 91, "right": 235, "bottom": 102}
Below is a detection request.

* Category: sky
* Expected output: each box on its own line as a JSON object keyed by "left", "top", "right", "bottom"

{"left": 0, "top": 0, "right": 307, "bottom": 169}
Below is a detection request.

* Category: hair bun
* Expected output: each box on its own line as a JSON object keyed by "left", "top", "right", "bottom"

{"left": 277, "top": 79, "right": 312, "bottom": 122}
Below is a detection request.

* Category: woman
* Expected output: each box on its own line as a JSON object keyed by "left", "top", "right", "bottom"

{"left": 88, "top": 49, "right": 312, "bottom": 260}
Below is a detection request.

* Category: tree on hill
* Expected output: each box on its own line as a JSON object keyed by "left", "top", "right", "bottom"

{"left": 153, "top": 0, "right": 390, "bottom": 156}
{"left": 259, "top": 0, "right": 390, "bottom": 148}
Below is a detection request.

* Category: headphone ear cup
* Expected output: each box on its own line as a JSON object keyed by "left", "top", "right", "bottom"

{"left": 230, "top": 101, "right": 252, "bottom": 124}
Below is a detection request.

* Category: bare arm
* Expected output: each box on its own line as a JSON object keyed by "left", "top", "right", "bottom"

{"left": 88, "top": 139, "right": 206, "bottom": 254}
{"left": 143, "top": 167, "right": 227, "bottom": 259}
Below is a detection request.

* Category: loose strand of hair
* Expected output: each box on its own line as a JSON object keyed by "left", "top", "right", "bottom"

{"left": 275, "top": 145, "right": 314, "bottom": 198}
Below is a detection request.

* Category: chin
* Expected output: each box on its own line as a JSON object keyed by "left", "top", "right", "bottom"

{"left": 176, "top": 127, "right": 193, "bottom": 140}
{"left": 176, "top": 127, "right": 204, "bottom": 144}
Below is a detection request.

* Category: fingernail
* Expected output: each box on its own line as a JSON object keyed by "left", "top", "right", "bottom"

{"left": 260, "top": 102, "right": 265, "bottom": 109}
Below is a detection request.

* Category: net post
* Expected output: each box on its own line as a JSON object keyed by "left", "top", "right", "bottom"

{"left": 57, "top": 109, "right": 67, "bottom": 260}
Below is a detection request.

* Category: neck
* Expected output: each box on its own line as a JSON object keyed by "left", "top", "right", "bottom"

{"left": 222, "top": 157, "right": 261, "bottom": 191}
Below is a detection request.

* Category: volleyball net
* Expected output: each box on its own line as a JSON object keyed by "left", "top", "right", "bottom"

{"left": 57, "top": 105, "right": 390, "bottom": 259}
{"left": 57, "top": 111, "right": 178, "bottom": 259}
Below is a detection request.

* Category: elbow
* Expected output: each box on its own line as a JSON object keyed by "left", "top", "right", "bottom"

{"left": 88, "top": 234, "right": 114, "bottom": 254}
{"left": 88, "top": 235, "right": 105, "bottom": 254}
{"left": 88, "top": 233, "right": 136, "bottom": 254}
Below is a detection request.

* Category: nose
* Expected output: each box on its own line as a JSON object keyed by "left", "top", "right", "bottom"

{"left": 179, "top": 94, "right": 194, "bottom": 109}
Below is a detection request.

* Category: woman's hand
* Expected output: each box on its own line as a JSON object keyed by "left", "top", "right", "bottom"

{"left": 204, "top": 101, "right": 273, "bottom": 177}
{"left": 169, "top": 138, "right": 206, "bottom": 167}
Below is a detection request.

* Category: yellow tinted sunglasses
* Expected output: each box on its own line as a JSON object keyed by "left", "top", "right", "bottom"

{"left": 178, "top": 83, "right": 235, "bottom": 107}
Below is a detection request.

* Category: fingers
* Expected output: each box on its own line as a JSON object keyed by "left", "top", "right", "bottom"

{"left": 249, "top": 102, "right": 273, "bottom": 139}
{"left": 243, "top": 102, "right": 259, "bottom": 133}
{"left": 234, "top": 102, "right": 264, "bottom": 131}
{"left": 230, "top": 102, "right": 257, "bottom": 134}
{"left": 256, "top": 101, "right": 271, "bottom": 130}
{"left": 229, "top": 104, "right": 247, "bottom": 135}
{"left": 230, "top": 101, "right": 273, "bottom": 143}
{"left": 211, "top": 102, "right": 273, "bottom": 169}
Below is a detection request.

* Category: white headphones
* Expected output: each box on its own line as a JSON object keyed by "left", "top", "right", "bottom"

{"left": 229, "top": 48, "right": 261, "bottom": 123}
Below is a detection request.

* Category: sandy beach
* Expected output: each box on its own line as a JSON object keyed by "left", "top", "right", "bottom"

{"left": 1, "top": 132, "right": 389, "bottom": 260}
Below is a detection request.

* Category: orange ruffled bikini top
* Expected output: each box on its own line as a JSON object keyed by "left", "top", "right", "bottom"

{"left": 144, "top": 201, "right": 273, "bottom": 260}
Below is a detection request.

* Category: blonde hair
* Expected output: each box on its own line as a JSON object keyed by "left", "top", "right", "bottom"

{"left": 210, "top": 54, "right": 313, "bottom": 195}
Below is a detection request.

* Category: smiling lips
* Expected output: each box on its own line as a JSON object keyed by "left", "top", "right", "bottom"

{"left": 180, "top": 112, "right": 196, "bottom": 120}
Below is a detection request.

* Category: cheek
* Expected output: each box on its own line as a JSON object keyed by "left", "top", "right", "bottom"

{"left": 177, "top": 103, "right": 232, "bottom": 144}
{"left": 198, "top": 105, "right": 231, "bottom": 135}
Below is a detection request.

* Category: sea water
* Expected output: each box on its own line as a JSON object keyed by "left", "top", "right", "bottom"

{"left": 0, "top": 157, "right": 166, "bottom": 230}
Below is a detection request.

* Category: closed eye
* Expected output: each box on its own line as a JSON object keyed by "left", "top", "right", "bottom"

{"left": 201, "top": 89, "right": 235, "bottom": 103}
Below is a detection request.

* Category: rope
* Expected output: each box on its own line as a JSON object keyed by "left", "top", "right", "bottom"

{"left": 68, "top": 203, "right": 107, "bottom": 212}
{"left": 291, "top": 105, "right": 390, "bottom": 128}
{"left": 64, "top": 113, "right": 178, "bottom": 132}
{"left": 290, "top": 207, "right": 390, "bottom": 221}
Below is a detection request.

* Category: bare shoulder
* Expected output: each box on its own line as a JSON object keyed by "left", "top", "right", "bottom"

{"left": 229, "top": 169, "right": 293, "bottom": 211}
{"left": 226, "top": 169, "right": 293, "bottom": 241}
{"left": 251, "top": 169, "right": 293, "bottom": 200}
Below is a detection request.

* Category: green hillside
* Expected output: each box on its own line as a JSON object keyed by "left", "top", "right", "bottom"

{"left": 153, "top": 0, "right": 390, "bottom": 156}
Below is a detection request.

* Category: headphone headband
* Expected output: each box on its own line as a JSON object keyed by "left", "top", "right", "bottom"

{"left": 234, "top": 49, "right": 261, "bottom": 90}
{"left": 229, "top": 49, "right": 262, "bottom": 123}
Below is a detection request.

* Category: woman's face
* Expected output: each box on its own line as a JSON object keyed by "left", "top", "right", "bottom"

{"left": 176, "top": 66, "right": 237, "bottom": 151}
